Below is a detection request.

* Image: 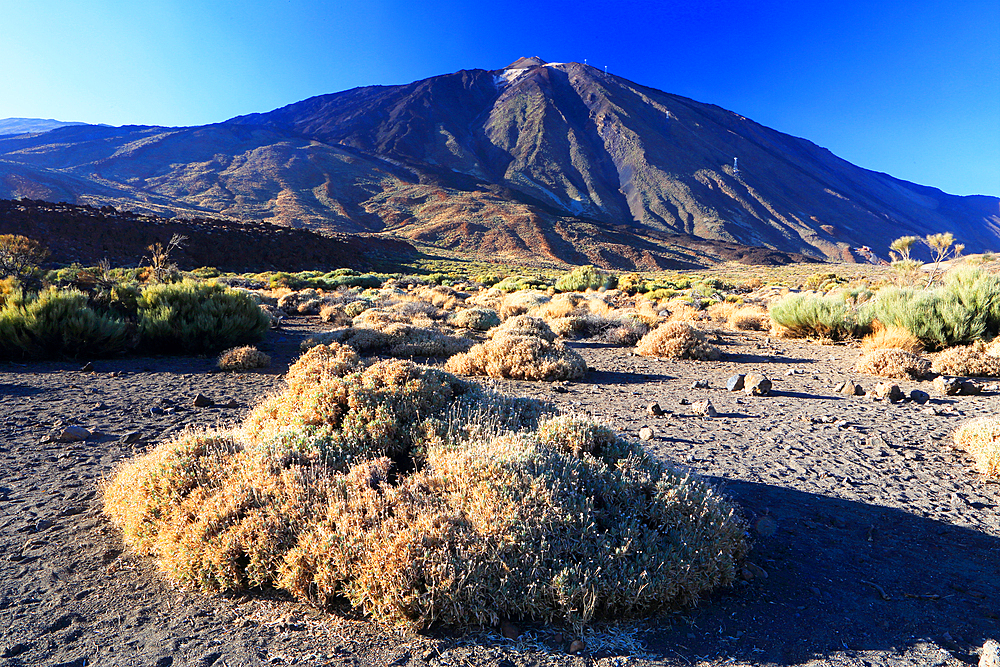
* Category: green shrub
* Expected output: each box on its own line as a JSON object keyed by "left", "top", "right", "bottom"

{"left": 769, "top": 290, "right": 872, "bottom": 340}
{"left": 0, "top": 288, "right": 131, "bottom": 359}
{"left": 554, "top": 266, "right": 616, "bottom": 292}
{"left": 189, "top": 266, "right": 221, "bottom": 279}
{"left": 495, "top": 275, "right": 549, "bottom": 293}
{"left": 0, "top": 234, "right": 49, "bottom": 283}
{"left": 863, "top": 268, "right": 1000, "bottom": 348}
{"left": 137, "top": 280, "right": 271, "bottom": 353}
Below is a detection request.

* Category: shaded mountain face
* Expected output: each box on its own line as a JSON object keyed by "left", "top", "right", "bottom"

{"left": 1, "top": 60, "right": 997, "bottom": 268}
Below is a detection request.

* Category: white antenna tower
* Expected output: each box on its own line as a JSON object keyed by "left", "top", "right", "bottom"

{"left": 733, "top": 157, "right": 740, "bottom": 178}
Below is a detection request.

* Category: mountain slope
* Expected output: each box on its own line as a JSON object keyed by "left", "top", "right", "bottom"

{"left": 1, "top": 59, "right": 997, "bottom": 268}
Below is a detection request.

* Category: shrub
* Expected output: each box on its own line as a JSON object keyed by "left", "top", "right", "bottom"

{"left": 0, "top": 234, "right": 49, "bottom": 282}
{"left": 217, "top": 346, "right": 271, "bottom": 371}
{"left": 728, "top": 306, "right": 770, "bottom": 331}
{"left": 860, "top": 322, "right": 924, "bottom": 355}
{"left": 103, "top": 353, "right": 747, "bottom": 629}
{"left": 931, "top": 341, "right": 1000, "bottom": 377}
{"left": 447, "top": 307, "right": 501, "bottom": 331}
{"left": 446, "top": 316, "right": 587, "bottom": 381}
{"left": 635, "top": 322, "right": 721, "bottom": 360}
{"left": 770, "top": 290, "right": 871, "bottom": 340}
{"left": 0, "top": 287, "right": 131, "bottom": 359}
{"left": 953, "top": 417, "right": 1000, "bottom": 478}
{"left": 853, "top": 348, "right": 931, "bottom": 379}
{"left": 137, "top": 280, "right": 271, "bottom": 354}
{"left": 862, "top": 267, "right": 1000, "bottom": 348}
{"left": 554, "top": 265, "right": 616, "bottom": 292}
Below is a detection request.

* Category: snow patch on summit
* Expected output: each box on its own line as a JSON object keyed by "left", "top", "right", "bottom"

{"left": 493, "top": 68, "right": 529, "bottom": 89}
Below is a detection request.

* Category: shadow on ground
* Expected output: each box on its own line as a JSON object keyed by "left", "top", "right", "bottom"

{"left": 644, "top": 479, "right": 999, "bottom": 664}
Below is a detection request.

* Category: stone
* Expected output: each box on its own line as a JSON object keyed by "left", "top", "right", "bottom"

{"left": 80, "top": 361, "right": 94, "bottom": 372}
{"left": 500, "top": 620, "right": 521, "bottom": 640}
{"left": 909, "top": 389, "right": 930, "bottom": 404}
{"left": 691, "top": 399, "right": 717, "bottom": 418}
{"left": 639, "top": 426, "right": 654, "bottom": 441}
{"left": 568, "top": 639, "right": 587, "bottom": 655}
{"left": 743, "top": 373, "right": 771, "bottom": 396}
{"left": 872, "top": 382, "right": 903, "bottom": 402}
{"left": 726, "top": 374, "right": 745, "bottom": 391}
{"left": 193, "top": 393, "right": 214, "bottom": 408}
{"left": 690, "top": 379, "right": 709, "bottom": 389}
{"left": 57, "top": 426, "right": 91, "bottom": 442}
{"left": 959, "top": 380, "right": 983, "bottom": 396}
{"left": 755, "top": 515, "right": 778, "bottom": 538}
{"left": 836, "top": 380, "right": 863, "bottom": 396}
{"left": 120, "top": 431, "right": 142, "bottom": 444}
{"left": 647, "top": 402, "right": 663, "bottom": 416}
{"left": 744, "top": 562, "right": 768, "bottom": 579}
{"left": 981, "top": 640, "right": 1000, "bottom": 667}
{"left": 933, "top": 376, "right": 961, "bottom": 396}
{"left": 552, "top": 385, "right": 568, "bottom": 394}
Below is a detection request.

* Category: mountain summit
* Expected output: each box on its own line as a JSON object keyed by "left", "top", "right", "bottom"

{"left": 1, "top": 59, "right": 997, "bottom": 268}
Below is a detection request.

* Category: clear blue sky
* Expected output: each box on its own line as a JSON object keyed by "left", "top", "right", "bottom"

{"left": 2, "top": 0, "right": 998, "bottom": 196}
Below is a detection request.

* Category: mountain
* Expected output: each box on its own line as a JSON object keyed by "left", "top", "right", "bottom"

{"left": 0, "top": 118, "right": 94, "bottom": 136}
{"left": 1, "top": 59, "right": 997, "bottom": 269}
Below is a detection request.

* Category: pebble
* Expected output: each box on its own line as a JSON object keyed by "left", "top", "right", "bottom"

{"left": 57, "top": 426, "right": 91, "bottom": 442}
{"left": 743, "top": 373, "right": 772, "bottom": 396}
{"left": 690, "top": 379, "right": 709, "bottom": 389}
{"left": 193, "top": 393, "right": 214, "bottom": 408}
{"left": 646, "top": 402, "right": 663, "bottom": 416}
{"left": 639, "top": 426, "right": 654, "bottom": 441}
{"left": 691, "top": 399, "right": 717, "bottom": 418}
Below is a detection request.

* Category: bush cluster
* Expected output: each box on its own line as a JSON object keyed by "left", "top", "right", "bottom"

{"left": 217, "top": 345, "right": 271, "bottom": 371}
{"left": 853, "top": 348, "right": 931, "bottom": 380}
{"left": 103, "top": 347, "right": 747, "bottom": 629}
{"left": 769, "top": 290, "right": 871, "bottom": 340}
{"left": 554, "top": 265, "right": 616, "bottom": 292}
{"left": 445, "top": 316, "right": 588, "bottom": 381}
{"left": 953, "top": 417, "right": 1000, "bottom": 478}
{"left": 931, "top": 341, "right": 1000, "bottom": 377}
{"left": 635, "top": 322, "right": 721, "bottom": 360}
{"left": 0, "top": 280, "right": 269, "bottom": 360}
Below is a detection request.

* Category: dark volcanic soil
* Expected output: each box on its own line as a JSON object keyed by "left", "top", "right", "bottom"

{"left": 0, "top": 319, "right": 997, "bottom": 667}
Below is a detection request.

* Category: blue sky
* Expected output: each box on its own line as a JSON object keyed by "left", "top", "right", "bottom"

{"left": 2, "top": 0, "right": 997, "bottom": 196}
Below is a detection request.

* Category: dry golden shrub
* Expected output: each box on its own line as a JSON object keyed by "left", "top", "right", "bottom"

{"left": 931, "top": 341, "right": 1000, "bottom": 377}
{"left": 706, "top": 302, "right": 739, "bottom": 323}
{"left": 412, "top": 285, "right": 466, "bottom": 311}
{"left": 464, "top": 287, "right": 504, "bottom": 311}
{"left": 665, "top": 303, "right": 704, "bottom": 323}
{"left": 854, "top": 348, "right": 931, "bottom": 379}
{"left": 306, "top": 308, "right": 473, "bottom": 358}
{"left": 104, "top": 390, "right": 747, "bottom": 629}
{"left": 498, "top": 290, "right": 551, "bottom": 319}
{"left": 953, "top": 416, "right": 1000, "bottom": 478}
{"left": 635, "top": 322, "right": 721, "bottom": 361}
{"left": 860, "top": 322, "right": 924, "bottom": 355}
{"left": 728, "top": 306, "right": 770, "bottom": 331}
{"left": 217, "top": 346, "right": 271, "bottom": 371}
{"left": 446, "top": 316, "right": 586, "bottom": 381}
{"left": 319, "top": 304, "right": 352, "bottom": 326}
{"left": 987, "top": 338, "right": 1000, "bottom": 357}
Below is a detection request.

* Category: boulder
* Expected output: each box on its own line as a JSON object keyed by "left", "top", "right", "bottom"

{"left": 743, "top": 373, "right": 771, "bottom": 396}
{"left": 872, "top": 382, "right": 903, "bottom": 402}
{"left": 726, "top": 374, "right": 745, "bottom": 391}
{"left": 691, "top": 399, "right": 717, "bottom": 418}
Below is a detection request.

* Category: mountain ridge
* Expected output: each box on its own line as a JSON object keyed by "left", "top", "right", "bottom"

{"left": 1, "top": 59, "right": 997, "bottom": 269}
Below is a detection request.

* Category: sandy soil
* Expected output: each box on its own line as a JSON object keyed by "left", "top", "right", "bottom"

{"left": 1, "top": 318, "right": 997, "bottom": 667}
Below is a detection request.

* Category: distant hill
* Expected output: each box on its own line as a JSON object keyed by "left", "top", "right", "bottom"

{"left": 0, "top": 118, "right": 93, "bottom": 136}
{"left": 0, "top": 59, "right": 997, "bottom": 269}
{"left": 0, "top": 199, "right": 414, "bottom": 272}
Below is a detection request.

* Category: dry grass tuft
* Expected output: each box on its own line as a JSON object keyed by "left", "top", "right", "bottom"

{"left": 635, "top": 322, "right": 721, "bottom": 361}
{"left": 854, "top": 348, "right": 931, "bottom": 379}
{"left": 728, "top": 306, "right": 770, "bottom": 331}
{"left": 445, "top": 316, "right": 587, "bottom": 381}
{"left": 931, "top": 341, "right": 1000, "bottom": 377}
{"left": 217, "top": 346, "right": 271, "bottom": 371}
{"left": 104, "top": 373, "right": 747, "bottom": 630}
{"left": 860, "top": 322, "right": 924, "bottom": 355}
{"left": 953, "top": 416, "right": 1000, "bottom": 477}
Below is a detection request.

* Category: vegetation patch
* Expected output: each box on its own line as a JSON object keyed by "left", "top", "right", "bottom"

{"left": 103, "top": 347, "right": 747, "bottom": 629}
{"left": 953, "top": 417, "right": 1000, "bottom": 478}
{"left": 217, "top": 346, "right": 271, "bottom": 371}
{"left": 853, "top": 349, "right": 931, "bottom": 380}
{"left": 635, "top": 322, "right": 721, "bottom": 361}
{"left": 445, "top": 316, "right": 587, "bottom": 381}
{"left": 930, "top": 341, "right": 1000, "bottom": 378}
